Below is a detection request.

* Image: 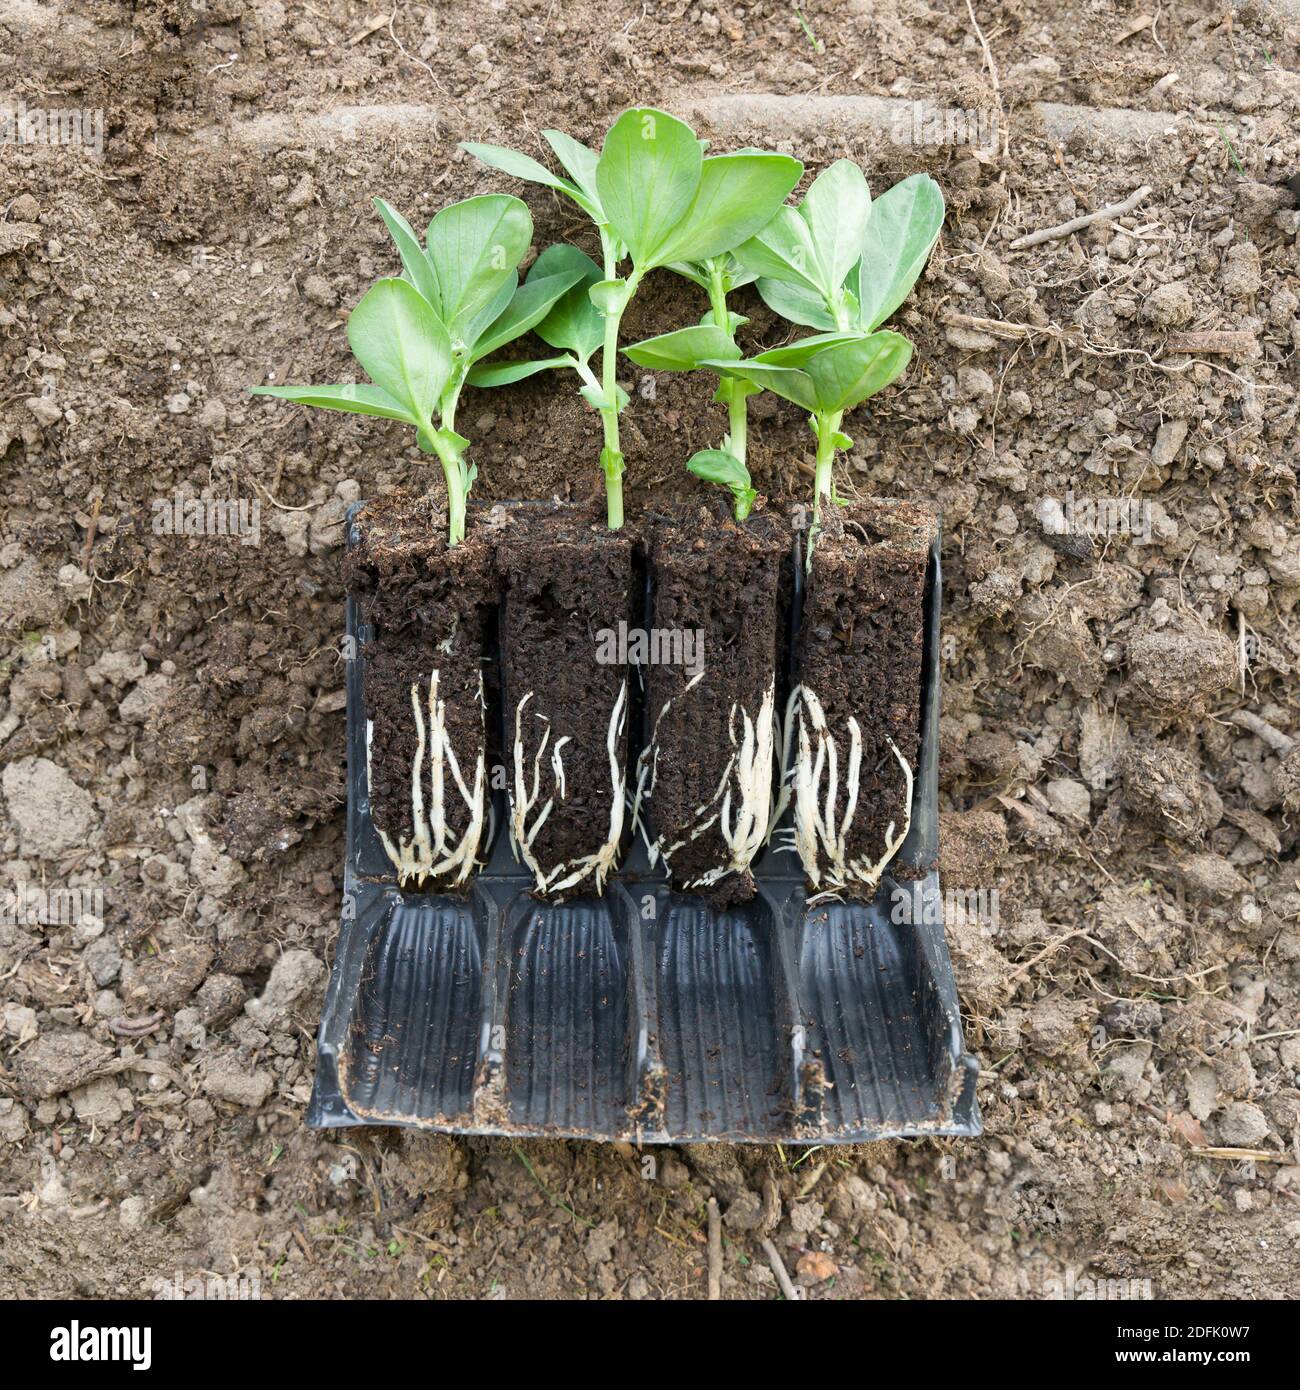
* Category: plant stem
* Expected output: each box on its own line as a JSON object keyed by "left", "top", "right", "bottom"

{"left": 708, "top": 258, "right": 755, "bottom": 523}
{"left": 708, "top": 261, "right": 746, "bottom": 469}
{"left": 706, "top": 260, "right": 729, "bottom": 330}
{"left": 594, "top": 231, "right": 636, "bottom": 530}
{"left": 430, "top": 431, "right": 467, "bottom": 546}
{"left": 599, "top": 304, "right": 626, "bottom": 530}
{"left": 430, "top": 375, "right": 469, "bottom": 547}
{"left": 808, "top": 408, "right": 843, "bottom": 564}
{"left": 726, "top": 389, "right": 748, "bottom": 467}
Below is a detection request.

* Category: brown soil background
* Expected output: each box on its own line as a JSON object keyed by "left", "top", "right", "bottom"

{"left": 2, "top": 0, "right": 1299, "bottom": 1300}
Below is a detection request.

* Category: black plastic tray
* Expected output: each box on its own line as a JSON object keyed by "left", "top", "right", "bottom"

{"left": 308, "top": 513, "right": 980, "bottom": 1143}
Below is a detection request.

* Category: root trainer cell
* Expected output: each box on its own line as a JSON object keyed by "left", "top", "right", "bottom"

{"left": 638, "top": 501, "right": 784, "bottom": 901}
{"left": 785, "top": 498, "right": 938, "bottom": 896}
{"left": 497, "top": 506, "right": 636, "bottom": 897}
{"left": 344, "top": 499, "right": 495, "bottom": 888}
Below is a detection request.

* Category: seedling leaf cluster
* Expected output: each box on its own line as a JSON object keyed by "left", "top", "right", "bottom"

{"left": 253, "top": 111, "right": 944, "bottom": 554}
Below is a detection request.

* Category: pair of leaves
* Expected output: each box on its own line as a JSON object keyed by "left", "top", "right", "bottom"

{"left": 462, "top": 129, "right": 605, "bottom": 225}
{"left": 623, "top": 322, "right": 869, "bottom": 376}
{"left": 663, "top": 250, "right": 757, "bottom": 296}
{"left": 252, "top": 196, "right": 583, "bottom": 446}
{"left": 373, "top": 194, "right": 532, "bottom": 346}
{"left": 467, "top": 243, "right": 606, "bottom": 391}
{"left": 705, "top": 331, "right": 915, "bottom": 416}
{"left": 594, "top": 110, "right": 802, "bottom": 272}
{"left": 736, "top": 169, "right": 945, "bottom": 333}
{"left": 735, "top": 160, "right": 872, "bottom": 306}
{"left": 464, "top": 109, "right": 803, "bottom": 278}
{"left": 253, "top": 278, "right": 450, "bottom": 447}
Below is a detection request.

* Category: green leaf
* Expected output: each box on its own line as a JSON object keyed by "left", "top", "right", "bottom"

{"left": 469, "top": 260, "right": 587, "bottom": 364}
{"left": 734, "top": 207, "right": 821, "bottom": 293}
{"left": 686, "top": 448, "right": 751, "bottom": 491}
{"left": 800, "top": 159, "right": 872, "bottom": 299}
{"left": 589, "top": 279, "right": 632, "bottom": 316}
{"left": 468, "top": 356, "right": 575, "bottom": 389}
{"left": 663, "top": 260, "right": 711, "bottom": 290}
{"left": 425, "top": 194, "right": 532, "bottom": 340}
{"left": 648, "top": 151, "right": 803, "bottom": 268}
{"left": 596, "top": 107, "right": 702, "bottom": 268}
{"left": 719, "top": 253, "right": 759, "bottom": 292}
{"left": 372, "top": 198, "right": 440, "bottom": 307}
{"left": 753, "top": 331, "right": 869, "bottom": 368}
{"left": 704, "top": 308, "right": 749, "bottom": 336}
{"left": 687, "top": 448, "right": 757, "bottom": 518}
{"left": 433, "top": 425, "right": 470, "bottom": 457}
{"left": 531, "top": 245, "right": 604, "bottom": 360}
{"left": 703, "top": 359, "right": 820, "bottom": 413}
{"left": 755, "top": 277, "right": 838, "bottom": 330}
{"left": 458, "top": 272, "right": 520, "bottom": 355}
{"left": 541, "top": 130, "right": 602, "bottom": 207}
{"left": 346, "top": 278, "right": 451, "bottom": 422}
{"left": 249, "top": 382, "right": 415, "bottom": 424}
{"left": 580, "top": 381, "right": 630, "bottom": 413}
{"left": 459, "top": 141, "right": 577, "bottom": 197}
{"left": 460, "top": 138, "right": 601, "bottom": 220}
{"left": 622, "top": 324, "right": 739, "bottom": 372}
{"left": 802, "top": 331, "right": 914, "bottom": 412}
{"left": 853, "top": 173, "right": 945, "bottom": 330}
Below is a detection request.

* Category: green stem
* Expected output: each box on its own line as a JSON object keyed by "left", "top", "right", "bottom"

{"left": 808, "top": 408, "right": 843, "bottom": 565}
{"left": 726, "top": 390, "right": 747, "bottom": 465}
{"left": 596, "top": 232, "right": 637, "bottom": 532}
{"left": 429, "top": 374, "right": 469, "bottom": 547}
{"left": 708, "top": 259, "right": 755, "bottom": 524}
{"left": 706, "top": 260, "right": 729, "bottom": 330}
{"left": 709, "top": 262, "right": 747, "bottom": 470}
{"left": 599, "top": 302, "right": 626, "bottom": 531}
{"left": 430, "top": 431, "right": 468, "bottom": 547}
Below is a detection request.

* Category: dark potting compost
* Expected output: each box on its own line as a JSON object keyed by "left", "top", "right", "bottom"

{"left": 787, "top": 498, "right": 939, "bottom": 897}
{"left": 496, "top": 503, "right": 636, "bottom": 897}
{"left": 638, "top": 498, "right": 785, "bottom": 905}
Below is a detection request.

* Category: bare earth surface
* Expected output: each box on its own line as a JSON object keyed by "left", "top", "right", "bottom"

{"left": 1, "top": 0, "right": 1299, "bottom": 1299}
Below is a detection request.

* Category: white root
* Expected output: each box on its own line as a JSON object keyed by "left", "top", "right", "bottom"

{"left": 635, "top": 676, "right": 778, "bottom": 889}
{"left": 508, "top": 682, "right": 627, "bottom": 896}
{"left": 366, "top": 669, "right": 487, "bottom": 888}
{"left": 780, "top": 684, "right": 914, "bottom": 894}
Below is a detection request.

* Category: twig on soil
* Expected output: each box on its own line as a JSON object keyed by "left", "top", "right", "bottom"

{"left": 796, "top": 1161, "right": 827, "bottom": 1198}
{"left": 759, "top": 1238, "right": 801, "bottom": 1301}
{"left": 707, "top": 1198, "right": 722, "bottom": 1301}
{"left": 1009, "top": 185, "right": 1152, "bottom": 250}
{"left": 347, "top": 13, "right": 390, "bottom": 45}
{"left": 963, "top": 0, "right": 1002, "bottom": 110}
{"left": 107, "top": 1010, "right": 164, "bottom": 1037}
{"left": 1190, "top": 1146, "right": 1291, "bottom": 1164}
{"left": 81, "top": 496, "right": 102, "bottom": 574}
{"left": 248, "top": 474, "right": 314, "bottom": 512}
{"left": 1164, "top": 329, "right": 1258, "bottom": 358}
{"left": 386, "top": 5, "right": 444, "bottom": 92}
{"left": 1230, "top": 709, "right": 1295, "bottom": 754}
{"left": 941, "top": 311, "right": 1274, "bottom": 389}
{"left": 1116, "top": 13, "right": 1154, "bottom": 42}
